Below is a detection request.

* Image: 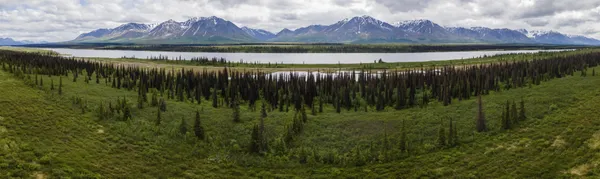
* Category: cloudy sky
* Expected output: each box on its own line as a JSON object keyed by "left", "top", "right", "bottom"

{"left": 1, "top": 0, "right": 600, "bottom": 42}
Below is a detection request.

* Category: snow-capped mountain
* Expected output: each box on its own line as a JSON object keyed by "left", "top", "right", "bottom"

{"left": 521, "top": 30, "right": 573, "bottom": 44}
{"left": 75, "top": 23, "right": 152, "bottom": 41}
{"left": 241, "top": 27, "right": 276, "bottom": 41}
{"left": 467, "top": 27, "right": 532, "bottom": 43}
{"left": 394, "top": 19, "right": 462, "bottom": 42}
{"left": 75, "top": 16, "right": 253, "bottom": 43}
{"left": 568, "top": 35, "right": 600, "bottom": 45}
{"left": 270, "top": 16, "right": 407, "bottom": 42}
{"left": 72, "top": 15, "right": 600, "bottom": 45}
{"left": 395, "top": 19, "right": 447, "bottom": 35}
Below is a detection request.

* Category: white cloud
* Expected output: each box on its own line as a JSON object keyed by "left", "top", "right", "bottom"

{"left": 0, "top": 0, "right": 599, "bottom": 42}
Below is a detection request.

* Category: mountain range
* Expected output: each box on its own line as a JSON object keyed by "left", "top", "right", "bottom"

{"left": 72, "top": 15, "right": 600, "bottom": 45}
{"left": 0, "top": 38, "right": 47, "bottom": 46}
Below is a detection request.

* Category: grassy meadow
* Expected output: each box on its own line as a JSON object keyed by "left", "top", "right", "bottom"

{"left": 2, "top": 48, "right": 600, "bottom": 178}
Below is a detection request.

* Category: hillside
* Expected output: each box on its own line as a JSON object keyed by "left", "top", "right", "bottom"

{"left": 2, "top": 49, "right": 600, "bottom": 178}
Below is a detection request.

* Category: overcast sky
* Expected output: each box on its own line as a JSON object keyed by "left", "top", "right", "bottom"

{"left": 1, "top": 0, "right": 600, "bottom": 42}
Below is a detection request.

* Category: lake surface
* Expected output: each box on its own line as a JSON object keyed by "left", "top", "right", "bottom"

{"left": 44, "top": 48, "right": 569, "bottom": 64}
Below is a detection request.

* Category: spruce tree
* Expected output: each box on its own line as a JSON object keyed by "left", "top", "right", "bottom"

{"left": 250, "top": 124, "right": 261, "bottom": 153}
{"left": 123, "top": 104, "right": 131, "bottom": 121}
{"left": 194, "top": 110, "right": 205, "bottom": 140}
{"left": 50, "top": 79, "right": 54, "bottom": 90}
{"left": 97, "top": 103, "right": 105, "bottom": 120}
{"left": 259, "top": 114, "right": 267, "bottom": 152}
{"left": 73, "top": 70, "right": 77, "bottom": 82}
{"left": 335, "top": 97, "right": 341, "bottom": 113}
{"left": 233, "top": 101, "right": 241, "bottom": 123}
{"left": 159, "top": 98, "right": 167, "bottom": 112}
{"left": 300, "top": 105, "right": 308, "bottom": 123}
{"left": 58, "top": 77, "right": 63, "bottom": 95}
{"left": 261, "top": 102, "right": 267, "bottom": 119}
{"left": 519, "top": 99, "right": 526, "bottom": 121}
{"left": 311, "top": 101, "right": 317, "bottom": 116}
{"left": 156, "top": 108, "right": 161, "bottom": 126}
{"left": 137, "top": 94, "right": 144, "bottom": 109}
{"left": 476, "top": 95, "right": 487, "bottom": 132}
{"left": 39, "top": 77, "right": 43, "bottom": 88}
{"left": 151, "top": 92, "right": 159, "bottom": 107}
{"left": 501, "top": 107, "right": 510, "bottom": 130}
{"left": 511, "top": 101, "right": 518, "bottom": 125}
{"left": 212, "top": 85, "right": 218, "bottom": 108}
{"left": 319, "top": 97, "right": 324, "bottom": 113}
{"left": 179, "top": 117, "right": 187, "bottom": 136}
{"left": 437, "top": 122, "right": 446, "bottom": 147}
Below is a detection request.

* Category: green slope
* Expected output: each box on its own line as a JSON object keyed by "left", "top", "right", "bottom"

{"left": 2, "top": 54, "right": 600, "bottom": 178}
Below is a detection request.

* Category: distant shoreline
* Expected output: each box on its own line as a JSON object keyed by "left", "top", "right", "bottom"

{"left": 18, "top": 43, "right": 587, "bottom": 53}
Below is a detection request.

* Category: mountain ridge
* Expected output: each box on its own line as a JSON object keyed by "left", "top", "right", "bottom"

{"left": 0, "top": 37, "right": 48, "bottom": 46}
{"left": 71, "top": 16, "right": 600, "bottom": 45}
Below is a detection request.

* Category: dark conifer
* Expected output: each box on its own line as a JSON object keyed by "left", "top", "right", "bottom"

{"left": 159, "top": 98, "right": 167, "bottom": 112}
{"left": 437, "top": 122, "right": 446, "bottom": 147}
{"left": 179, "top": 117, "right": 187, "bottom": 136}
{"left": 123, "top": 104, "right": 131, "bottom": 121}
{"left": 156, "top": 108, "right": 161, "bottom": 126}
{"left": 58, "top": 77, "right": 63, "bottom": 95}
{"left": 212, "top": 85, "right": 218, "bottom": 108}
{"left": 39, "top": 77, "right": 43, "bottom": 88}
{"left": 137, "top": 94, "right": 144, "bottom": 109}
{"left": 476, "top": 95, "right": 487, "bottom": 132}
{"left": 250, "top": 124, "right": 261, "bottom": 153}
{"left": 261, "top": 102, "right": 267, "bottom": 119}
{"left": 301, "top": 105, "right": 308, "bottom": 123}
{"left": 511, "top": 101, "right": 518, "bottom": 125}
{"left": 233, "top": 101, "right": 241, "bottom": 123}
{"left": 501, "top": 106, "right": 510, "bottom": 130}
{"left": 97, "top": 102, "right": 105, "bottom": 120}
{"left": 194, "top": 110, "right": 205, "bottom": 140}
{"left": 319, "top": 97, "right": 324, "bottom": 113}
{"left": 519, "top": 99, "right": 526, "bottom": 121}
{"left": 151, "top": 92, "right": 158, "bottom": 107}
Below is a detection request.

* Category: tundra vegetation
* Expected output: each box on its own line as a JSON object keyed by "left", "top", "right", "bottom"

{"left": 1, "top": 48, "right": 600, "bottom": 178}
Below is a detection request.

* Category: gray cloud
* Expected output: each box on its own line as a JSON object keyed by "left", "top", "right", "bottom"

{"left": 524, "top": 19, "right": 549, "bottom": 27}
{"left": 374, "top": 0, "right": 432, "bottom": 12}
{"left": 514, "top": 0, "right": 600, "bottom": 19}
{"left": 555, "top": 19, "right": 590, "bottom": 28}
{"left": 1, "top": 0, "right": 600, "bottom": 42}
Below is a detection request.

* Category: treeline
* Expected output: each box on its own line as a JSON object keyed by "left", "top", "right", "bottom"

{"left": 1, "top": 49, "right": 600, "bottom": 165}
{"left": 1, "top": 50, "right": 599, "bottom": 115}
{"left": 102, "top": 44, "right": 582, "bottom": 53}
{"left": 21, "top": 43, "right": 583, "bottom": 53}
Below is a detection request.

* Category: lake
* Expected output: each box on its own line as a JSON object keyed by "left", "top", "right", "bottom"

{"left": 44, "top": 48, "right": 569, "bottom": 64}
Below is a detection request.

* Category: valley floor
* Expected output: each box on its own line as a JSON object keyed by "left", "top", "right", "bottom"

{"left": 2, "top": 55, "right": 600, "bottom": 178}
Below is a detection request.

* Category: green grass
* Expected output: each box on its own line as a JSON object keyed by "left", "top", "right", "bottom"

{"left": 4, "top": 48, "right": 600, "bottom": 178}
{"left": 3, "top": 52, "right": 600, "bottom": 178}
